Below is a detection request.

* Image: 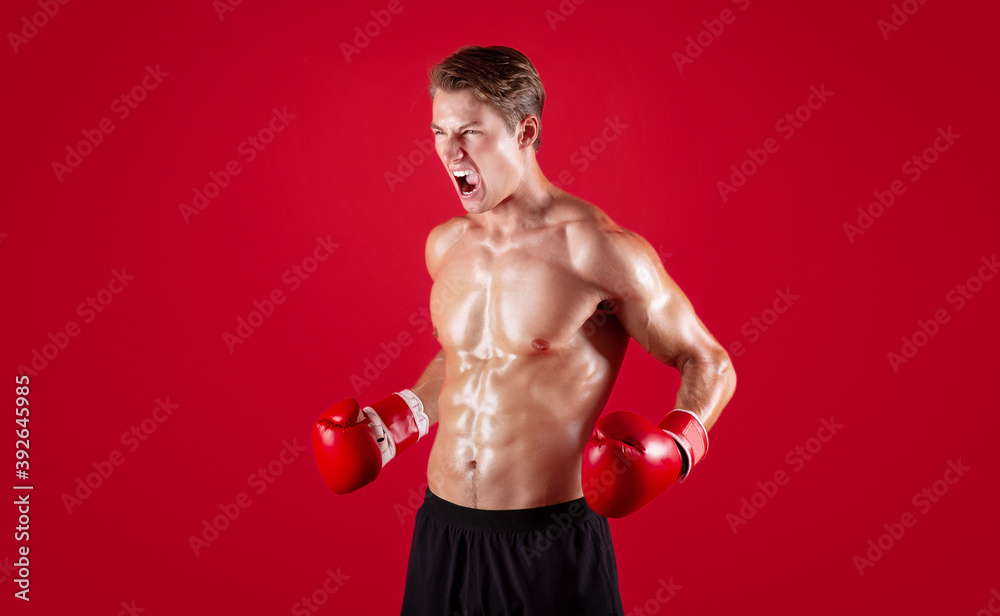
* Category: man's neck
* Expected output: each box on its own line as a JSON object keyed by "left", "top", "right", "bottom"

{"left": 475, "top": 161, "right": 557, "bottom": 241}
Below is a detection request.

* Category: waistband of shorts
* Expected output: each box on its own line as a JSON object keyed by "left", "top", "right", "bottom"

{"left": 419, "top": 487, "right": 598, "bottom": 533}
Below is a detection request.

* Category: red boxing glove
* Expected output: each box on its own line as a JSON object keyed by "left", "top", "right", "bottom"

{"left": 583, "top": 409, "right": 709, "bottom": 518}
{"left": 313, "top": 390, "right": 429, "bottom": 494}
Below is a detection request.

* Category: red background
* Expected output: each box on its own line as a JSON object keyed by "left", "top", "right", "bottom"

{"left": 3, "top": 0, "right": 999, "bottom": 614}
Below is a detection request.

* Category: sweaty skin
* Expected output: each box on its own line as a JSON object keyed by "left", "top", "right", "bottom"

{"left": 407, "top": 89, "right": 735, "bottom": 510}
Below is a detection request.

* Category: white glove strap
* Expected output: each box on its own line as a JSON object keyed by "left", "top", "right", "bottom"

{"left": 397, "top": 389, "right": 430, "bottom": 439}
{"left": 361, "top": 406, "right": 395, "bottom": 468}
{"left": 362, "top": 390, "right": 429, "bottom": 468}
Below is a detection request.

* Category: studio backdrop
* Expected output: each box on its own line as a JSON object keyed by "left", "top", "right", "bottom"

{"left": 3, "top": 0, "right": 998, "bottom": 614}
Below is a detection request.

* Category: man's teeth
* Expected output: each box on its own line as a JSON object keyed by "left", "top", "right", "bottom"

{"left": 453, "top": 170, "right": 473, "bottom": 177}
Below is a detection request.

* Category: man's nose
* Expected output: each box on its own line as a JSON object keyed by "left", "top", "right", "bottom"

{"left": 441, "top": 139, "right": 465, "bottom": 163}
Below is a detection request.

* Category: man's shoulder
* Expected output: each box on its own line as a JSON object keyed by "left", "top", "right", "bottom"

{"left": 540, "top": 194, "right": 608, "bottom": 240}
{"left": 429, "top": 215, "right": 471, "bottom": 240}
{"left": 425, "top": 216, "right": 471, "bottom": 279}
{"left": 551, "top": 195, "right": 645, "bottom": 256}
{"left": 552, "top": 195, "right": 661, "bottom": 291}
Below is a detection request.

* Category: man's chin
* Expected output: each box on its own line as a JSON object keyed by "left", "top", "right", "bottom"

{"left": 461, "top": 201, "right": 491, "bottom": 214}
{"left": 459, "top": 192, "right": 490, "bottom": 213}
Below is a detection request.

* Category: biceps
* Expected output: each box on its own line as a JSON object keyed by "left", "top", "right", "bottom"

{"left": 616, "top": 280, "right": 716, "bottom": 367}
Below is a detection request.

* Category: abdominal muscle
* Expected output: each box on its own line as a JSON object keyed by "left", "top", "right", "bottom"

{"left": 426, "top": 330, "right": 627, "bottom": 510}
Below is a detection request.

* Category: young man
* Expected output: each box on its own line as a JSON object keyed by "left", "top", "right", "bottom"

{"left": 313, "top": 46, "right": 736, "bottom": 615}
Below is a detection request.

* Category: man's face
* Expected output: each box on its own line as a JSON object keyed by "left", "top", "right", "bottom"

{"left": 431, "top": 88, "right": 526, "bottom": 214}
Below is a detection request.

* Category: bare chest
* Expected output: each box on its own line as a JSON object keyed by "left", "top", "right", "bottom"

{"left": 431, "top": 239, "right": 601, "bottom": 358}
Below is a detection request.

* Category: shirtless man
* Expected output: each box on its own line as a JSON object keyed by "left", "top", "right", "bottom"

{"left": 313, "top": 46, "right": 736, "bottom": 616}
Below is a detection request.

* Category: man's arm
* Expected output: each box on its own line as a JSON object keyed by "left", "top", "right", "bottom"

{"left": 578, "top": 223, "right": 736, "bottom": 516}
{"left": 590, "top": 228, "right": 736, "bottom": 429}
{"left": 409, "top": 348, "right": 445, "bottom": 427}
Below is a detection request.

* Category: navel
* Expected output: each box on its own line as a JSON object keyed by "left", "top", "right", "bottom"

{"left": 531, "top": 338, "right": 550, "bottom": 352}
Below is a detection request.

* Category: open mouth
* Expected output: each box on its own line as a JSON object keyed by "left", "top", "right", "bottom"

{"left": 452, "top": 169, "right": 481, "bottom": 198}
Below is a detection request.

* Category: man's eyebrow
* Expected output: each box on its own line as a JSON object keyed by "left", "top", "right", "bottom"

{"left": 430, "top": 121, "right": 484, "bottom": 131}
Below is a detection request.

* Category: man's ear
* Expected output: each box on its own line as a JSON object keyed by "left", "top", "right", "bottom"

{"left": 518, "top": 115, "right": 539, "bottom": 151}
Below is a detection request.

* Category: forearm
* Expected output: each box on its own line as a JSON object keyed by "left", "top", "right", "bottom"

{"left": 408, "top": 348, "right": 445, "bottom": 426}
{"left": 674, "top": 348, "right": 736, "bottom": 430}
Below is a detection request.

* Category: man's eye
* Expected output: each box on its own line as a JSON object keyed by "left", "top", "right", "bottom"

{"left": 433, "top": 130, "right": 444, "bottom": 135}
{"left": 463, "top": 130, "right": 477, "bottom": 135}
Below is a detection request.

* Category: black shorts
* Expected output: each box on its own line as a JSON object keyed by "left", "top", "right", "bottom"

{"left": 400, "top": 488, "right": 624, "bottom": 616}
